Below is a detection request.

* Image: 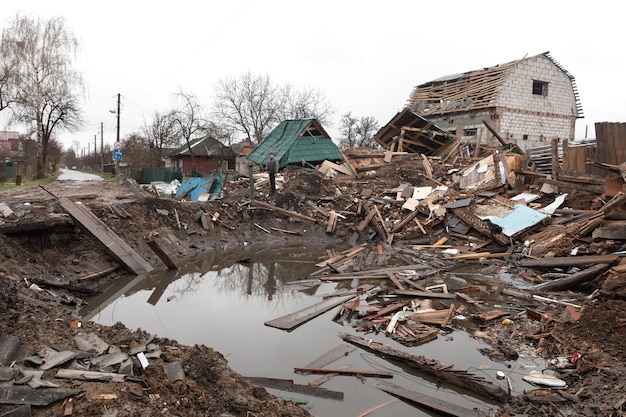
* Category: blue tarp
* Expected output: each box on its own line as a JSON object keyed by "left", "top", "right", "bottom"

{"left": 175, "top": 173, "right": 224, "bottom": 201}
{"left": 482, "top": 204, "right": 548, "bottom": 237}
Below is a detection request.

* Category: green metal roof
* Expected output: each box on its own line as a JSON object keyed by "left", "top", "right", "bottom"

{"left": 246, "top": 119, "right": 341, "bottom": 169}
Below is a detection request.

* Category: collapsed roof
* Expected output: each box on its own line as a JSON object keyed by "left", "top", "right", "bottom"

{"left": 372, "top": 108, "right": 457, "bottom": 155}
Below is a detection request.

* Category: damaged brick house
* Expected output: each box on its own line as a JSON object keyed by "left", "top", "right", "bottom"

{"left": 405, "top": 51, "right": 584, "bottom": 152}
{"left": 167, "top": 136, "right": 235, "bottom": 177}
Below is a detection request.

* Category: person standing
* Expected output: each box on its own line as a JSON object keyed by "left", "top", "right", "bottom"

{"left": 267, "top": 152, "right": 279, "bottom": 195}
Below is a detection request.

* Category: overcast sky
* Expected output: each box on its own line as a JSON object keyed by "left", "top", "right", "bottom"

{"left": 1, "top": 1, "right": 623, "bottom": 152}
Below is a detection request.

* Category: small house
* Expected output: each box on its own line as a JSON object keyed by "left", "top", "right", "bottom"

{"left": 168, "top": 136, "right": 235, "bottom": 176}
{"left": 0, "top": 131, "right": 19, "bottom": 154}
{"left": 405, "top": 51, "right": 583, "bottom": 151}
{"left": 246, "top": 118, "right": 341, "bottom": 169}
{"left": 231, "top": 138, "right": 255, "bottom": 176}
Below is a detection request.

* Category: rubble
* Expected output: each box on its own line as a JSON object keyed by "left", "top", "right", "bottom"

{"left": 2, "top": 128, "right": 626, "bottom": 416}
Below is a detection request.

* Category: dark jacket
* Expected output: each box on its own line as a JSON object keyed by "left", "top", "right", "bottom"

{"left": 267, "top": 158, "right": 278, "bottom": 174}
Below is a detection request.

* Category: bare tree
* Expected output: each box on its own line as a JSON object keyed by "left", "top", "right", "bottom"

{"left": 339, "top": 112, "right": 380, "bottom": 149}
{"left": 0, "top": 39, "right": 17, "bottom": 113}
{"left": 339, "top": 112, "right": 359, "bottom": 148}
{"left": 170, "top": 89, "right": 208, "bottom": 173}
{"left": 1, "top": 13, "right": 85, "bottom": 178}
{"left": 355, "top": 116, "right": 380, "bottom": 149}
{"left": 277, "top": 84, "right": 335, "bottom": 127}
{"left": 213, "top": 72, "right": 280, "bottom": 145}
{"left": 213, "top": 72, "right": 334, "bottom": 145}
{"left": 143, "top": 110, "right": 178, "bottom": 151}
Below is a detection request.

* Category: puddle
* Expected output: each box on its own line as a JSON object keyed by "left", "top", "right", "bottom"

{"left": 84, "top": 243, "right": 544, "bottom": 416}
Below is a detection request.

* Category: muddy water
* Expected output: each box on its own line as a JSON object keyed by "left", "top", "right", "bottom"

{"left": 83, "top": 243, "right": 543, "bottom": 417}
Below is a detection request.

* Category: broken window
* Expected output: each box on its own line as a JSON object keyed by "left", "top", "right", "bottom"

{"left": 532, "top": 80, "right": 549, "bottom": 96}
{"left": 463, "top": 128, "right": 477, "bottom": 136}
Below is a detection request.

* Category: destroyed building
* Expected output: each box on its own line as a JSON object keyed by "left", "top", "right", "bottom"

{"left": 405, "top": 51, "right": 583, "bottom": 152}
{"left": 246, "top": 118, "right": 342, "bottom": 169}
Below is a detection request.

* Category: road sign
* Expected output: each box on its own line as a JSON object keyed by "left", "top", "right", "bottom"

{"left": 113, "top": 149, "right": 122, "bottom": 161}
{"left": 114, "top": 141, "right": 122, "bottom": 150}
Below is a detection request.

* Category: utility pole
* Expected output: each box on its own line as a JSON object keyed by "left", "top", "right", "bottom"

{"left": 114, "top": 93, "right": 121, "bottom": 175}
{"left": 100, "top": 122, "right": 104, "bottom": 173}
{"left": 116, "top": 93, "right": 120, "bottom": 143}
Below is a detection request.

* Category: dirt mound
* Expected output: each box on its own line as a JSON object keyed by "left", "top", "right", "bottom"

{"left": 0, "top": 268, "right": 312, "bottom": 417}
{"left": 282, "top": 166, "right": 332, "bottom": 197}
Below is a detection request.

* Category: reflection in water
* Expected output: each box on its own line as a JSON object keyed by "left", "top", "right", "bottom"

{"left": 81, "top": 241, "right": 346, "bottom": 323}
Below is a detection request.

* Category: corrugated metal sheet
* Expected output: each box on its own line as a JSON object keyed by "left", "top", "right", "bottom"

{"left": 141, "top": 167, "right": 182, "bottom": 184}
{"left": 246, "top": 119, "right": 340, "bottom": 168}
{"left": 4, "top": 162, "right": 17, "bottom": 180}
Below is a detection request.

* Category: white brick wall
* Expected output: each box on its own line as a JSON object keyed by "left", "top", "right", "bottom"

{"left": 497, "top": 55, "right": 577, "bottom": 116}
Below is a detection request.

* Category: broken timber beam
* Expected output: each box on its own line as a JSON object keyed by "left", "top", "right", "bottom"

{"left": 58, "top": 198, "right": 153, "bottom": 275}
{"left": 326, "top": 210, "right": 338, "bottom": 234}
{"left": 356, "top": 207, "right": 376, "bottom": 232}
{"left": 391, "top": 207, "right": 421, "bottom": 233}
{"left": 253, "top": 200, "right": 317, "bottom": 223}
{"left": 598, "top": 191, "right": 626, "bottom": 215}
{"left": 363, "top": 202, "right": 387, "bottom": 242}
{"left": 306, "top": 200, "right": 330, "bottom": 218}
{"left": 73, "top": 266, "right": 121, "bottom": 282}
{"left": 342, "top": 333, "right": 511, "bottom": 403}
{"left": 530, "top": 263, "right": 611, "bottom": 292}
{"left": 293, "top": 367, "right": 393, "bottom": 378}
{"left": 518, "top": 255, "right": 620, "bottom": 268}
{"left": 539, "top": 177, "right": 603, "bottom": 194}
{"left": 376, "top": 380, "right": 482, "bottom": 417}
{"left": 146, "top": 238, "right": 178, "bottom": 269}
{"left": 482, "top": 119, "right": 508, "bottom": 147}
{"left": 265, "top": 291, "right": 367, "bottom": 331}
{"left": 244, "top": 376, "right": 344, "bottom": 401}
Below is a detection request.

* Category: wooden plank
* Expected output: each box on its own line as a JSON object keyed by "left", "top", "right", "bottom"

{"left": 110, "top": 204, "right": 132, "bottom": 219}
{"left": 174, "top": 208, "right": 181, "bottom": 229}
{"left": 326, "top": 210, "right": 338, "bottom": 234}
{"left": 59, "top": 198, "right": 153, "bottom": 275}
{"left": 449, "top": 252, "right": 510, "bottom": 260}
{"left": 146, "top": 238, "right": 178, "bottom": 269}
{"left": 200, "top": 212, "right": 214, "bottom": 230}
{"left": 244, "top": 376, "right": 344, "bottom": 401}
{"left": 270, "top": 227, "right": 302, "bottom": 235}
{"left": 518, "top": 255, "right": 619, "bottom": 268}
{"left": 73, "top": 266, "right": 121, "bottom": 282}
{"left": 539, "top": 177, "right": 603, "bottom": 194}
{"left": 376, "top": 380, "right": 481, "bottom": 417}
{"left": 293, "top": 367, "right": 393, "bottom": 378}
{"left": 530, "top": 263, "right": 612, "bottom": 292}
{"left": 264, "top": 293, "right": 359, "bottom": 331}
{"left": 306, "top": 200, "right": 330, "bottom": 218}
{"left": 363, "top": 302, "right": 406, "bottom": 320}
{"left": 302, "top": 344, "right": 356, "bottom": 369}
{"left": 392, "top": 290, "right": 456, "bottom": 299}
{"left": 356, "top": 207, "right": 376, "bottom": 232}
{"left": 373, "top": 204, "right": 390, "bottom": 237}
{"left": 385, "top": 270, "right": 405, "bottom": 291}
{"left": 253, "top": 200, "right": 318, "bottom": 223}
{"left": 364, "top": 202, "right": 387, "bottom": 242}
{"left": 407, "top": 304, "right": 455, "bottom": 326}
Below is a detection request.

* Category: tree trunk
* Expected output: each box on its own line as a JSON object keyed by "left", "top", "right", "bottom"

{"left": 36, "top": 113, "right": 44, "bottom": 179}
